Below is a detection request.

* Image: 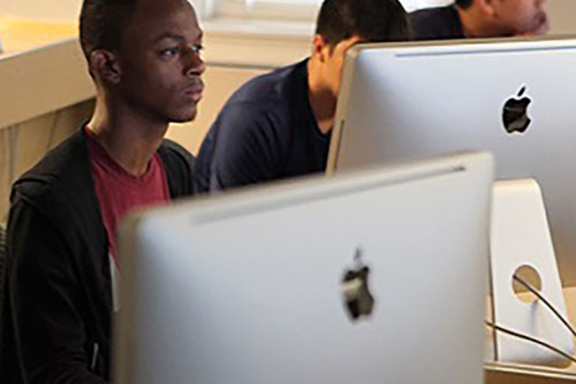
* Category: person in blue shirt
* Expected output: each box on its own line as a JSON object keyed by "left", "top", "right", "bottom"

{"left": 193, "top": 0, "right": 409, "bottom": 193}
{"left": 409, "top": 0, "right": 547, "bottom": 41}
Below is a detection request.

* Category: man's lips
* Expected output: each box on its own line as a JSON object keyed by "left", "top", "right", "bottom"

{"left": 184, "top": 81, "right": 204, "bottom": 103}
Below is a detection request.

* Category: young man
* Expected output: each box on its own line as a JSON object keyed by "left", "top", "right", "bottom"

{"left": 2, "top": 0, "right": 204, "bottom": 383}
{"left": 409, "top": 0, "right": 548, "bottom": 41}
{"left": 193, "top": 0, "right": 408, "bottom": 193}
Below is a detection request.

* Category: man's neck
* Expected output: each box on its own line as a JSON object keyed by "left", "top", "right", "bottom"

{"left": 87, "top": 98, "right": 169, "bottom": 177}
{"left": 307, "top": 60, "right": 337, "bottom": 135}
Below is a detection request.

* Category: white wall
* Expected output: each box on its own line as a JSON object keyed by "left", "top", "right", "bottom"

{"left": 548, "top": 0, "right": 576, "bottom": 35}
{"left": 406, "top": 0, "right": 451, "bottom": 12}
{"left": 0, "top": 0, "right": 209, "bottom": 22}
{"left": 0, "top": 0, "right": 82, "bottom": 22}
{"left": 2, "top": 0, "right": 571, "bottom": 31}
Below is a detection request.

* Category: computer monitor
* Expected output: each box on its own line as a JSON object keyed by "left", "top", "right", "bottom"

{"left": 328, "top": 37, "right": 576, "bottom": 286}
{"left": 115, "top": 152, "right": 493, "bottom": 384}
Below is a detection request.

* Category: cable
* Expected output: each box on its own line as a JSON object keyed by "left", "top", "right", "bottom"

{"left": 486, "top": 320, "right": 576, "bottom": 364}
{"left": 487, "top": 274, "right": 576, "bottom": 364}
{"left": 513, "top": 274, "right": 576, "bottom": 339}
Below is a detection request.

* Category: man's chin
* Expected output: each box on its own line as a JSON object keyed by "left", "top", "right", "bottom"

{"left": 528, "top": 16, "right": 549, "bottom": 35}
{"left": 515, "top": 24, "right": 548, "bottom": 37}
{"left": 170, "top": 109, "right": 198, "bottom": 124}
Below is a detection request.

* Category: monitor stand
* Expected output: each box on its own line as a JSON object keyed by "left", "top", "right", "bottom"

{"left": 489, "top": 179, "right": 574, "bottom": 366}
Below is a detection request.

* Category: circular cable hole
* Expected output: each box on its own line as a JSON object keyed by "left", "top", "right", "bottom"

{"left": 512, "top": 265, "right": 542, "bottom": 304}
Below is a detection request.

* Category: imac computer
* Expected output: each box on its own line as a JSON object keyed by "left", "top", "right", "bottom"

{"left": 115, "top": 153, "right": 493, "bottom": 384}
{"left": 328, "top": 37, "right": 576, "bottom": 287}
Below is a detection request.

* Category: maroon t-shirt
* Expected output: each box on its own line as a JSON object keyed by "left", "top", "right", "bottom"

{"left": 85, "top": 127, "right": 170, "bottom": 263}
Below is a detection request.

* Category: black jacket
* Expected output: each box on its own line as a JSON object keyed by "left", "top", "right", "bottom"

{"left": 2, "top": 128, "right": 194, "bottom": 384}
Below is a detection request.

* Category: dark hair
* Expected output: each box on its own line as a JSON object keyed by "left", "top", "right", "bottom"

{"left": 79, "top": 0, "right": 140, "bottom": 60}
{"left": 315, "top": 0, "right": 409, "bottom": 45}
{"left": 455, "top": 0, "right": 474, "bottom": 9}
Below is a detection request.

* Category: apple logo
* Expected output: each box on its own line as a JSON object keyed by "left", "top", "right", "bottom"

{"left": 502, "top": 86, "right": 532, "bottom": 134}
{"left": 340, "top": 248, "right": 375, "bottom": 321}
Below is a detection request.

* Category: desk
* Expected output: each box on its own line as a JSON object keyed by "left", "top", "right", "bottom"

{"left": 0, "top": 19, "right": 95, "bottom": 219}
{"left": 0, "top": 18, "right": 95, "bottom": 129}
{"left": 486, "top": 361, "right": 576, "bottom": 383}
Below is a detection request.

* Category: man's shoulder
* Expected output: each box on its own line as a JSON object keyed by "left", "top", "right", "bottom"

{"left": 158, "top": 138, "right": 194, "bottom": 170}
{"left": 410, "top": 5, "right": 456, "bottom": 22}
{"left": 9, "top": 128, "right": 100, "bottom": 242}
{"left": 228, "top": 60, "right": 308, "bottom": 107}
{"left": 13, "top": 129, "right": 89, "bottom": 201}
{"left": 409, "top": 5, "right": 463, "bottom": 40}
{"left": 158, "top": 138, "right": 195, "bottom": 198}
{"left": 214, "top": 60, "right": 309, "bottom": 137}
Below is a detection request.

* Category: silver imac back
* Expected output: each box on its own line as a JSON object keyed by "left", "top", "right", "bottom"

{"left": 328, "top": 37, "right": 576, "bottom": 286}
{"left": 115, "top": 153, "right": 493, "bottom": 384}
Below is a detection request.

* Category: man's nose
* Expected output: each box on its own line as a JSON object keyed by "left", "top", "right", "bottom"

{"left": 184, "top": 47, "right": 205, "bottom": 77}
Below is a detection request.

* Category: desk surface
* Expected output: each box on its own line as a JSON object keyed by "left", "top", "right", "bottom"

{"left": 486, "top": 361, "right": 576, "bottom": 383}
{"left": 0, "top": 18, "right": 94, "bottom": 129}
{"left": 0, "top": 18, "right": 78, "bottom": 58}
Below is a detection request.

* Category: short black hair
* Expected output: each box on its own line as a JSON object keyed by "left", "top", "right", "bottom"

{"left": 79, "top": 0, "right": 140, "bottom": 60}
{"left": 315, "top": 0, "right": 409, "bottom": 45}
{"left": 455, "top": 0, "right": 474, "bottom": 9}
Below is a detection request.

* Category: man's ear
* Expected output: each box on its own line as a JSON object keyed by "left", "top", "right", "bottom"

{"left": 312, "top": 34, "right": 331, "bottom": 64}
{"left": 477, "top": 0, "right": 497, "bottom": 17}
{"left": 89, "top": 49, "right": 122, "bottom": 84}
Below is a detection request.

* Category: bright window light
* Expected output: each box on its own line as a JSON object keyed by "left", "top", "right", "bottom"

{"left": 215, "top": 0, "right": 452, "bottom": 20}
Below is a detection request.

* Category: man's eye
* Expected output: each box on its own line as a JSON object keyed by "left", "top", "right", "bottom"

{"left": 160, "top": 47, "right": 179, "bottom": 58}
{"left": 192, "top": 45, "right": 204, "bottom": 55}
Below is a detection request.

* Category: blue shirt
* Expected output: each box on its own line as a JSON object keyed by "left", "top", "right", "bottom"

{"left": 193, "top": 59, "right": 330, "bottom": 193}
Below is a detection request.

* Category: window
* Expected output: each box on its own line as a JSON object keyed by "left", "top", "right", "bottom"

{"left": 213, "top": 0, "right": 452, "bottom": 20}
{"left": 215, "top": 0, "right": 322, "bottom": 21}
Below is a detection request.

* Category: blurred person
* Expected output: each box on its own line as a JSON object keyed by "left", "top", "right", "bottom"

{"left": 409, "top": 0, "right": 548, "bottom": 40}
